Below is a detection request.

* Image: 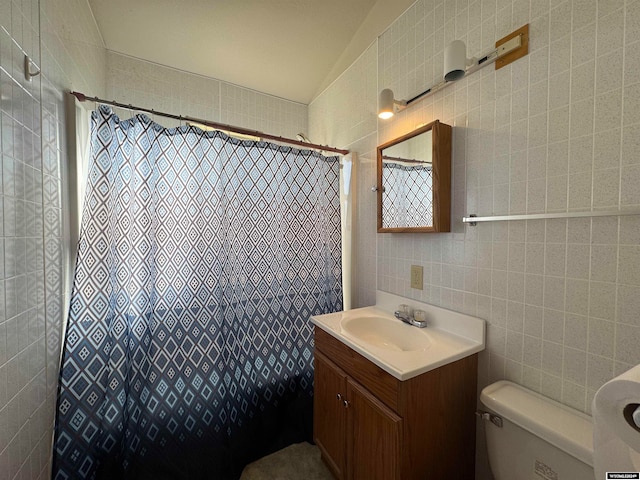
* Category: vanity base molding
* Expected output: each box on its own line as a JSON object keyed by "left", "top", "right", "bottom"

{"left": 313, "top": 326, "right": 477, "bottom": 480}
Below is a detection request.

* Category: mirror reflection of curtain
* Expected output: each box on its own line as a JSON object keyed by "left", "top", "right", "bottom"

{"left": 382, "top": 163, "right": 433, "bottom": 228}
{"left": 52, "top": 106, "right": 343, "bottom": 479}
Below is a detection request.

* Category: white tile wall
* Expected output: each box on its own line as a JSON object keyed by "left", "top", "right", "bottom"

{"left": 1, "top": 0, "right": 45, "bottom": 478}
{"left": 309, "top": 44, "right": 379, "bottom": 308}
{"left": 0, "top": 0, "right": 106, "bottom": 478}
{"left": 309, "top": 0, "right": 640, "bottom": 478}
{"left": 106, "top": 52, "right": 308, "bottom": 139}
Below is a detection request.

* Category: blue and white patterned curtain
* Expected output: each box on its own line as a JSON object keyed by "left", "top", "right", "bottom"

{"left": 53, "top": 106, "right": 343, "bottom": 479}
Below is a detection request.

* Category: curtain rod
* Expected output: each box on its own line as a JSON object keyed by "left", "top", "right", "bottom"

{"left": 69, "top": 91, "right": 350, "bottom": 155}
{"left": 382, "top": 155, "right": 430, "bottom": 164}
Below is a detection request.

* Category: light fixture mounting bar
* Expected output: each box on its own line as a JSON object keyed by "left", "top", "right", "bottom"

{"left": 406, "top": 80, "right": 446, "bottom": 105}
{"left": 495, "top": 23, "right": 529, "bottom": 70}
{"left": 377, "top": 24, "right": 529, "bottom": 120}
{"left": 497, "top": 35, "right": 522, "bottom": 56}
{"left": 407, "top": 24, "right": 529, "bottom": 105}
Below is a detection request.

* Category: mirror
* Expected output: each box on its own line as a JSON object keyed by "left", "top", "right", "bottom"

{"left": 377, "top": 120, "right": 451, "bottom": 233}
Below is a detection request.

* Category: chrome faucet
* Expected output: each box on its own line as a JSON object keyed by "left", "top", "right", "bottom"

{"left": 394, "top": 309, "right": 428, "bottom": 328}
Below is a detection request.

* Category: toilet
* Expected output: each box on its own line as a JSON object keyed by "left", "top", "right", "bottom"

{"left": 479, "top": 380, "right": 594, "bottom": 480}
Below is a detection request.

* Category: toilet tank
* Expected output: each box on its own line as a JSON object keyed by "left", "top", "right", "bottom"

{"left": 480, "top": 381, "right": 594, "bottom": 480}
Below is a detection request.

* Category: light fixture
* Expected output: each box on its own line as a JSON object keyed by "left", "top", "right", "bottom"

{"left": 378, "top": 24, "right": 529, "bottom": 119}
{"left": 378, "top": 89, "right": 407, "bottom": 119}
{"left": 444, "top": 40, "right": 474, "bottom": 82}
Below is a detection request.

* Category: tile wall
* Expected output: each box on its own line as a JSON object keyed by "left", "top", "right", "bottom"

{"left": 0, "top": 0, "right": 47, "bottom": 476}
{"left": 106, "top": 52, "right": 308, "bottom": 138}
{"left": 309, "top": 44, "right": 379, "bottom": 308}
{"left": 309, "top": 0, "right": 640, "bottom": 477}
{"left": 0, "top": 0, "right": 105, "bottom": 478}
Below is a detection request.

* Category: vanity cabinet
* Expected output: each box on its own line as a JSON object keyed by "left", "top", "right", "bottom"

{"left": 314, "top": 352, "right": 348, "bottom": 478}
{"left": 315, "top": 352, "right": 402, "bottom": 479}
{"left": 313, "top": 327, "right": 477, "bottom": 479}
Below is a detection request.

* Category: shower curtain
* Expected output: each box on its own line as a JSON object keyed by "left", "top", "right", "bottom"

{"left": 53, "top": 106, "right": 343, "bottom": 480}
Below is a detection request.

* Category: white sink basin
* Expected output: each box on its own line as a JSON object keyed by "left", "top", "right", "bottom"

{"left": 310, "top": 291, "right": 486, "bottom": 380}
{"left": 341, "top": 315, "right": 430, "bottom": 352}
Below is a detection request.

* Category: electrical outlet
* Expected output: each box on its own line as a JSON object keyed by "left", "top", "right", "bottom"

{"left": 410, "top": 265, "right": 423, "bottom": 290}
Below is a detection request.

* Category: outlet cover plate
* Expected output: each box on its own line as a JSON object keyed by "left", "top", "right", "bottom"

{"left": 410, "top": 265, "right": 423, "bottom": 290}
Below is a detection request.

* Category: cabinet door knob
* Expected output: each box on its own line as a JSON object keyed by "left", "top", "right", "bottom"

{"left": 336, "top": 393, "right": 342, "bottom": 401}
{"left": 343, "top": 400, "right": 350, "bottom": 408}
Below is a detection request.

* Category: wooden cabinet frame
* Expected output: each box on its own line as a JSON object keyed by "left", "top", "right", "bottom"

{"left": 377, "top": 120, "right": 452, "bottom": 233}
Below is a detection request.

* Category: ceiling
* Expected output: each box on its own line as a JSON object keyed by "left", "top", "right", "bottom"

{"left": 88, "top": 0, "right": 414, "bottom": 104}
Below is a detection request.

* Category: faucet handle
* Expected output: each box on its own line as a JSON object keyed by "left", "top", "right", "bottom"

{"left": 414, "top": 309, "right": 427, "bottom": 323}
{"left": 398, "top": 304, "right": 412, "bottom": 316}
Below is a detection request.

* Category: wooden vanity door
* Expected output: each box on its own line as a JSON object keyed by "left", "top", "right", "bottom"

{"left": 346, "top": 379, "right": 402, "bottom": 480}
{"left": 314, "top": 351, "right": 347, "bottom": 479}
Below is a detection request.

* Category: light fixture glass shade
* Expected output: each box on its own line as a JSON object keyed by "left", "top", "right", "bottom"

{"left": 378, "top": 88, "right": 395, "bottom": 119}
{"left": 444, "top": 40, "right": 467, "bottom": 82}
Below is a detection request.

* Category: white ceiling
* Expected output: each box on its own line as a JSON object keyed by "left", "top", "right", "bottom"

{"left": 88, "top": 0, "right": 415, "bottom": 104}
